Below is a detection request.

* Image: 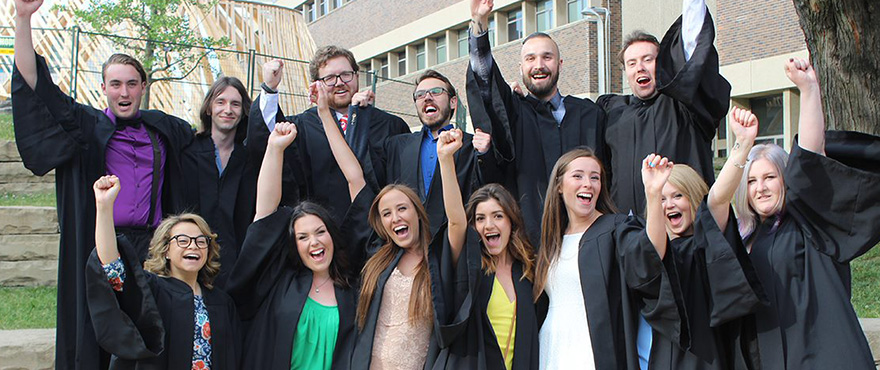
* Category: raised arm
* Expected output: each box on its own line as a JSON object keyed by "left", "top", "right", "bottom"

{"left": 642, "top": 154, "right": 674, "bottom": 259}
{"left": 13, "top": 0, "right": 41, "bottom": 89}
{"left": 708, "top": 107, "right": 757, "bottom": 230}
{"left": 94, "top": 175, "right": 121, "bottom": 265}
{"left": 437, "top": 129, "right": 467, "bottom": 264}
{"left": 785, "top": 58, "right": 825, "bottom": 155}
{"left": 313, "top": 81, "right": 366, "bottom": 201}
{"left": 255, "top": 121, "right": 297, "bottom": 221}
{"left": 680, "top": 0, "right": 706, "bottom": 62}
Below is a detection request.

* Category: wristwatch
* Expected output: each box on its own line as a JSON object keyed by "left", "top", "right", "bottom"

{"left": 261, "top": 82, "right": 278, "bottom": 94}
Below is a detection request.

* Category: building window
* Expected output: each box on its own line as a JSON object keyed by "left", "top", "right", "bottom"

{"left": 333, "top": 0, "right": 343, "bottom": 10}
{"left": 750, "top": 95, "right": 785, "bottom": 146}
{"left": 379, "top": 58, "right": 389, "bottom": 79}
{"left": 536, "top": 0, "right": 554, "bottom": 32}
{"left": 362, "top": 63, "right": 372, "bottom": 86}
{"left": 416, "top": 44, "right": 426, "bottom": 71}
{"left": 398, "top": 51, "right": 407, "bottom": 76}
{"left": 458, "top": 29, "right": 469, "bottom": 57}
{"left": 318, "top": 0, "right": 328, "bottom": 16}
{"left": 507, "top": 9, "right": 523, "bottom": 42}
{"left": 306, "top": 3, "right": 316, "bottom": 22}
{"left": 567, "top": 0, "right": 584, "bottom": 22}
{"left": 488, "top": 19, "right": 496, "bottom": 47}
{"left": 436, "top": 37, "right": 447, "bottom": 64}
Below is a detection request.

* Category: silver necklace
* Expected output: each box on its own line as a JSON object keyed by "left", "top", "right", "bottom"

{"left": 314, "top": 276, "right": 332, "bottom": 293}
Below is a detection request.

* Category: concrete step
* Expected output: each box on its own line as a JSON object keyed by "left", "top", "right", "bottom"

{"left": 0, "top": 163, "right": 54, "bottom": 184}
{"left": 0, "top": 207, "right": 58, "bottom": 235}
{"left": 0, "top": 141, "right": 21, "bottom": 162}
{"left": 0, "top": 260, "right": 56, "bottom": 287}
{"left": 0, "top": 207, "right": 59, "bottom": 287}
{"left": 0, "top": 141, "right": 55, "bottom": 196}
{"left": 0, "top": 329, "right": 54, "bottom": 370}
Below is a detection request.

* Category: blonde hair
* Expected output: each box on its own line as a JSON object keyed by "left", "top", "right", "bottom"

{"left": 665, "top": 164, "right": 710, "bottom": 226}
{"left": 734, "top": 144, "right": 788, "bottom": 239}
{"left": 466, "top": 183, "right": 535, "bottom": 281}
{"left": 357, "top": 185, "right": 433, "bottom": 329}
{"left": 143, "top": 213, "right": 221, "bottom": 289}
{"left": 534, "top": 148, "right": 617, "bottom": 299}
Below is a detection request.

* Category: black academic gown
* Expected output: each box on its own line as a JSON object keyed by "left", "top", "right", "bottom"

{"left": 377, "top": 129, "right": 480, "bottom": 237}
{"left": 248, "top": 99, "right": 410, "bottom": 223}
{"left": 84, "top": 237, "right": 241, "bottom": 370}
{"left": 432, "top": 234, "right": 544, "bottom": 370}
{"left": 350, "top": 223, "right": 476, "bottom": 370}
{"left": 558, "top": 213, "right": 687, "bottom": 370}
{"left": 466, "top": 32, "right": 608, "bottom": 245}
{"left": 11, "top": 53, "right": 193, "bottom": 370}
{"left": 226, "top": 190, "right": 373, "bottom": 369}
{"left": 180, "top": 125, "right": 258, "bottom": 288}
{"left": 649, "top": 203, "right": 766, "bottom": 370}
{"left": 743, "top": 131, "right": 880, "bottom": 370}
{"left": 599, "top": 10, "right": 730, "bottom": 216}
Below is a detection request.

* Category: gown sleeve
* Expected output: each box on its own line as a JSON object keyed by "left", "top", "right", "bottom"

{"left": 428, "top": 225, "right": 482, "bottom": 349}
{"left": 692, "top": 201, "right": 767, "bottom": 326}
{"left": 615, "top": 214, "right": 689, "bottom": 348}
{"left": 225, "top": 207, "right": 295, "bottom": 319}
{"left": 465, "top": 31, "right": 517, "bottom": 167}
{"left": 785, "top": 131, "right": 880, "bottom": 263}
{"left": 655, "top": 9, "right": 730, "bottom": 142}
{"left": 11, "top": 52, "right": 89, "bottom": 175}
{"left": 84, "top": 236, "right": 165, "bottom": 360}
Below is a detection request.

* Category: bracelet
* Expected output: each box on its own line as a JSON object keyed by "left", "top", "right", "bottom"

{"left": 260, "top": 82, "right": 278, "bottom": 94}
{"left": 733, "top": 159, "right": 749, "bottom": 169}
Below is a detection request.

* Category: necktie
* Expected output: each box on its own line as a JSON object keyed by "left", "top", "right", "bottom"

{"left": 339, "top": 114, "right": 348, "bottom": 134}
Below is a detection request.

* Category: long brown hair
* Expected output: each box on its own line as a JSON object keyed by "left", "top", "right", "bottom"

{"left": 466, "top": 183, "right": 535, "bottom": 281}
{"left": 357, "top": 184, "right": 433, "bottom": 329}
{"left": 143, "top": 213, "right": 221, "bottom": 289}
{"left": 534, "top": 148, "right": 617, "bottom": 298}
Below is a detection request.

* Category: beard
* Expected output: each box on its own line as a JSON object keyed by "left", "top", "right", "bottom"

{"left": 523, "top": 68, "right": 560, "bottom": 100}
{"left": 419, "top": 103, "right": 454, "bottom": 130}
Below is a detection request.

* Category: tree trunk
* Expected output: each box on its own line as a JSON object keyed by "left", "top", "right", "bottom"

{"left": 143, "top": 41, "right": 155, "bottom": 109}
{"left": 791, "top": 0, "right": 880, "bottom": 135}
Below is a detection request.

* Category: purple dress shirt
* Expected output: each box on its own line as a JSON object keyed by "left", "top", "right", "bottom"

{"left": 104, "top": 109, "right": 166, "bottom": 228}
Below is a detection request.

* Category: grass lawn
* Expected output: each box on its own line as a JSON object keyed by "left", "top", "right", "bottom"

{"left": 0, "top": 111, "right": 13, "bottom": 141}
{"left": 851, "top": 246, "right": 880, "bottom": 318}
{"left": 0, "top": 286, "right": 56, "bottom": 329}
{"left": 0, "top": 192, "right": 56, "bottom": 207}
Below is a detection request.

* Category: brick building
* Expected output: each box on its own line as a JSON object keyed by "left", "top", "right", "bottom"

{"left": 277, "top": 0, "right": 809, "bottom": 156}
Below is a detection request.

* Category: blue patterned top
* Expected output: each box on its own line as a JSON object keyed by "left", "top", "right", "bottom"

{"left": 102, "top": 258, "right": 213, "bottom": 369}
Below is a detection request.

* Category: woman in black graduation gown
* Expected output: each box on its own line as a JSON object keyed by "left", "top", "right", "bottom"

{"left": 351, "top": 128, "right": 475, "bottom": 370}
{"left": 534, "top": 147, "right": 683, "bottom": 370}
{"left": 86, "top": 175, "right": 241, "bottom": 369}
{"left": 225, "top": 80, "right": 373, "bottom": 370}
{"left": 730, "top": 58, "right": 880, "bottom": 369}
{"left": 637, "top": 106, "right": 766, "bottom": 370}
{"left": 437, "top": 183, "right": 541, "bottom": 370}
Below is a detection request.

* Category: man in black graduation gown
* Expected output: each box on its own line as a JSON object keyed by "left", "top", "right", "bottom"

{"left": 466, "top": 0, "right": 608, "bottom": 244}
{"left": 599, "top": 0, "right": 730, "bottom": 215}
{"left": 249, "top": 48, "right": 410, "bottom": 224}
{"left": 371, "top": 70, "right": 479, "bottom": 238}
{"left": 180, "top": 77, "right": 258, "bottom": 288}
{"left": 11, "top": 0, "right": 193, "bottom": 368}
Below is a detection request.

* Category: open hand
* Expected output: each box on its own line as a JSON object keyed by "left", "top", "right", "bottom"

{"left": 641, "top": 154, "right": 673, "bottom": 196}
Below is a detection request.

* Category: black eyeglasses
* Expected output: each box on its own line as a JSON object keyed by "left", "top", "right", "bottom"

{"left": 319, "top": 71, "right": 357, "bottom": 86}
{"left": 169, "top": 234, "right": 211, "bottom": 249}
{"left": 413, "top": 87, "right": 449, "bottom": 101}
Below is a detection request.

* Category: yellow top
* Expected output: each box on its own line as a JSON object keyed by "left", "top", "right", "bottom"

{"left": 487, "top": 277, "right": 517, "bottom": 370}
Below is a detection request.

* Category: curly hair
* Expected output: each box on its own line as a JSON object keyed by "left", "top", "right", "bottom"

{"left": 143, "top": 213, "right": 221, "bottom": 289}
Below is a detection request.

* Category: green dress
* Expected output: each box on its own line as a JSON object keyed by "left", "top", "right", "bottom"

{"left": 290, "top": 297, "right": 340, "bottom": 370}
